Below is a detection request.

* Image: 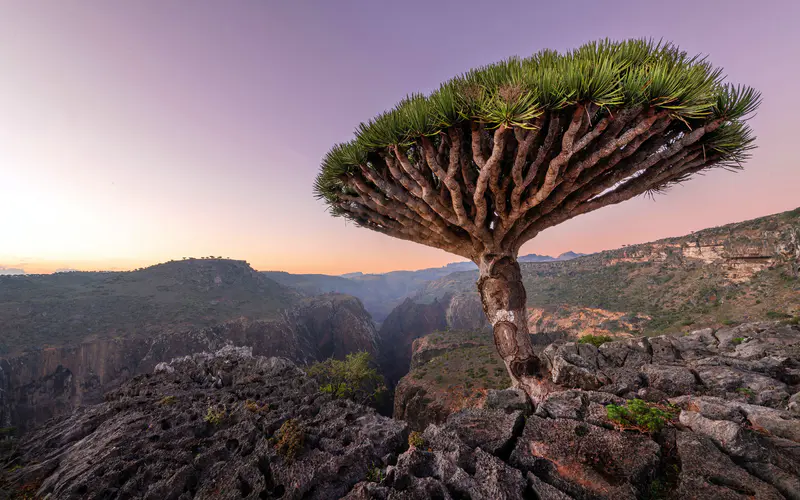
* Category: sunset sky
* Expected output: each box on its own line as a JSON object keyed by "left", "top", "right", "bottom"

{"left": 1, "top": 1, "right": 798, "bottom": 275}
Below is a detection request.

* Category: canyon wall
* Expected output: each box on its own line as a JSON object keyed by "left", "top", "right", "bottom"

{"left": 0, "top": 294, "right": 378, "bottom": 432}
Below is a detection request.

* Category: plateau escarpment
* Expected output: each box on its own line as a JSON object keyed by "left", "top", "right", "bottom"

{"left": 0, "top": 259, "right": 297, "bottom": 355}
{"left": 0, "top": 260, "right": 379, "bottom": 433}
{"left": 415, "top": 206, "right": 800, "bottom": 337}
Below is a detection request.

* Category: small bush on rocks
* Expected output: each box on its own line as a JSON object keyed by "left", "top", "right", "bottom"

{"left": 204, "top": 405, "right": 226, "bottom": 425}
{"left": 736, "top": 387, "right": 755, "bottom": 398}
{"left": 578, "top": 335, "right": 613, "bottom": 347}
{"left": 366, "top": 466, "right": 385, "bottom": 483}
{"left": 606, "top": 399, "right": 677, "bottom": 434}
{"left": 158, "top": 395, "right": 177, "bottom": 406}
{"left": 408, "top": 431, "right": 424, "bottom": 448}
{"left": 275, "top": 419, "right": 304, "bottom": 461}
{"left": 306, "top": 352, "right": 387, "bottom": 407}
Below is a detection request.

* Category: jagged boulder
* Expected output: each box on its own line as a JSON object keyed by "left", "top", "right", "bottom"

{"left": 640, "top": 364, "right": 697, "bottom": 395}
{"left": 542, "top": 322, "right": 800, "bottom": 407}
{"left": 443, "top": 409, "right": 523, "bottom": 456}
{"left": 510, "top": 416, "right": 660, "bottom": 499}
{"left": 484, "top": 388, "right": 533, "bottom": 415}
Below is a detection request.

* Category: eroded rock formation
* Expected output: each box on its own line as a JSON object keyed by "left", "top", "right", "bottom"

{"left": 3, "top": 321, "right": 800, "bottom": 499}
{"left": 0, "top": 294, "right": 379, "bottom": 433}
{"left": 2, "top": 346, "right": 406, "bottom": 499}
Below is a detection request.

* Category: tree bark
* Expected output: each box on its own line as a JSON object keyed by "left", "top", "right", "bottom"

{"left": 476, "top": 254, "right": 552, "bottom": 403}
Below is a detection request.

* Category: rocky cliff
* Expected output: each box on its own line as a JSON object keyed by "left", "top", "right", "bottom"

{"left": 376, "top": 293, "right": 491, "bottom": 387}
{"left": 4, "top": 323, "right": 799, "bottom": 499}
{"left": 395, "top": 320, "right": 800, "bottom": 429}
{"left": 0, "top": 293, "right": 379, "bottom": 434}
{"left": 377, "top": 298, "right": 448, "bottom": 387}
{"left": 415, "top": 206, "right": 800, "bottom": 337}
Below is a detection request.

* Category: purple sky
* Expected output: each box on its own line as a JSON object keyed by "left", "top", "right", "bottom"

{"left": 1, "top": 1, "right": 798, "bottom": 274}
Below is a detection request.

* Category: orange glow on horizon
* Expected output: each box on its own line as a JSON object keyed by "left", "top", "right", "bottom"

{"left": 2, "top": 2, "right": 798, "bottom": 278}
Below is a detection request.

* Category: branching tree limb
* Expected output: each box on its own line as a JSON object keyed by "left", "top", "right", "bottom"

{"left": 315, "top": 39, "right": 760, "bottom": 402}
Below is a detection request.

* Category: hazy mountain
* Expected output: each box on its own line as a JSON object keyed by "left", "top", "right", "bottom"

{"left": 0, "top": 258, "right": 300, "bottom": 354}
{"left": 266, "top": 251, "right": 584, "bottom": 323}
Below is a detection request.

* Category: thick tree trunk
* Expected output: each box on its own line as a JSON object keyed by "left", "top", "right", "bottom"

{"left": 477, "top": 253, "right": 551, "bottom": 403}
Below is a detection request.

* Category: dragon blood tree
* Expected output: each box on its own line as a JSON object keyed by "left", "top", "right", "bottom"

{"left": 313, "top": 39, "right": 760, "bottom": 401}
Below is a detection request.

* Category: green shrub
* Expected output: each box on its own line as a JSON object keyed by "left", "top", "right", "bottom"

{"left": 606, "top": 399, "right": 677, "bottom": 434}
{"left": 578, "top": 335, "right": 613, "bottom": 347}
{"left": 731, "top": 337, "right": 745, "bottom": 345}
{"left": 408, "top": 431, "right": 424, "bottom": 448}
{"left": 736, "top": 387, "right": 755, "bottom": 398}
{"left": 306, "top": 352, "right": 387, "bottom": 407}
{"left": 275, "top": 419, "right": 304, "bottom": 461}
{"left": 765, "top": 310, "right": 791, "bottom": 319}
{"left": 158, "top": 395, "right": 177, "bottom": 406}
{"left": 204, "top": 405, "right": 226, "bottom": 425}
{"left": 366, "top": 466, "right": 385, "bottom": 483}
{"left": 721, "top": 319, "right": 739, "bottom": 326}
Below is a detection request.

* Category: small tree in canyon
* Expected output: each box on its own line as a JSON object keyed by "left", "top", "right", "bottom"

{"left": 314, "top": 39, "right": 760, "bottom": 401}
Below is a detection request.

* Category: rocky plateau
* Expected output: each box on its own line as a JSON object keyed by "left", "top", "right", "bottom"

{"left": 3, "top": 320, "right": 800, "bottom": 499}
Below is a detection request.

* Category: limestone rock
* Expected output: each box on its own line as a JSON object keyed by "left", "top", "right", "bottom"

{"left": 484, "top": 388, "right": 532, "bottom": 415}
{"left": 5, "top": 349, "right": 407, "bottom": 500}
{"left": 675, "top": 431, "right": 783, "bottom": 499}
{"left": 641, "top": 364, "right": 697, "bottom": 395}
{"left": 443, "top": 409, "right": 523, "bottom": 456}
{"left": 509, "top": 416, "right": 660, "bottom": 499}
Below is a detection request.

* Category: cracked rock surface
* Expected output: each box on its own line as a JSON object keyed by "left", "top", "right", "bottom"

{"left": 3, "top": 321, "right": 800, "bottom": 499}
{"left": 1, "top": 347, "right": 407, "bottom": 500}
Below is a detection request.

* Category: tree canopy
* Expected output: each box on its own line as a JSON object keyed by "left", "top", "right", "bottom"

{"left": 314, "top": 39, "right": 760, "bottom": 261}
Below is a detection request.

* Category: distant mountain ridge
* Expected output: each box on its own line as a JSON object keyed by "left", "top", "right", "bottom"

{"left": 0, "top": 259, "right": 382, "bottom": 432}
{"left": 0, "top": 258, "right": 300, "bottom": 354}
{"left": 265, "top": 251, "right": 584, "bottom": 323}
{"left": 340, "top": 251, "right": 585, "bottom": 278}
